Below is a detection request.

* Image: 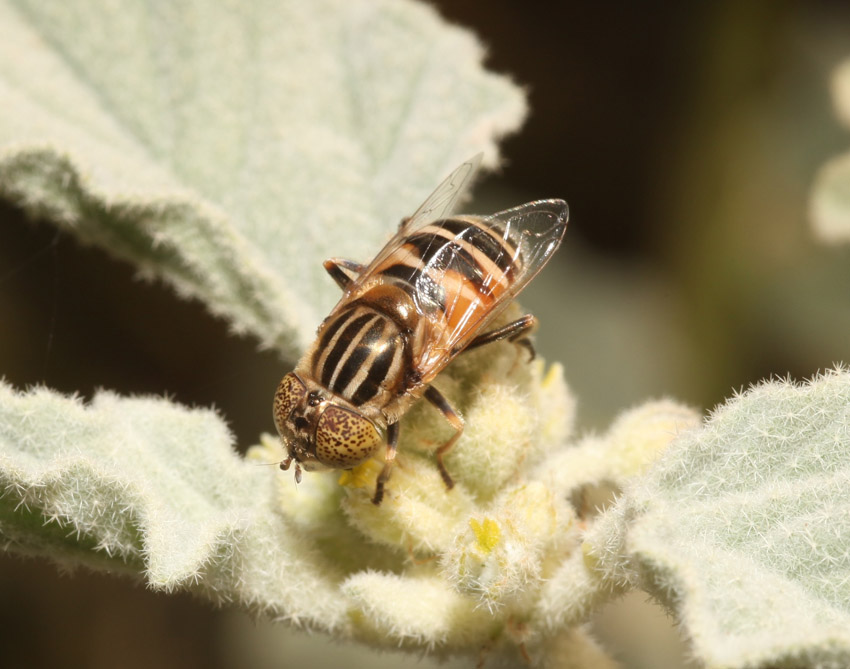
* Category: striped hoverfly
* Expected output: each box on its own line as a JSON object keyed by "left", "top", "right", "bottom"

{"left": 274, "top": 155, "right": 568, "bottom": 504}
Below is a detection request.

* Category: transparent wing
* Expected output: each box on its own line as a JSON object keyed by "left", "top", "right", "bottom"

{"left": 413, "top": 198, "right": 569, "bottom": 379}
{"left": 404, "top": 153, "right": 483, "bottom": 232}
{"left": 342, "top": 155, "right": 483, "bottom": 293}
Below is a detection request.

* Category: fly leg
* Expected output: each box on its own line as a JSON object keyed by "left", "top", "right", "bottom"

{"left": 323, "top": 258, "right": 366, "bottom": 290}
{"left": 461, "top": 314, "right": 538, "bottom": 360}
{"left": 372, "top": 421, "right": 400, "bottom": 505}
{"left": 423, "top": 386, "right": 464, "bottom": 489}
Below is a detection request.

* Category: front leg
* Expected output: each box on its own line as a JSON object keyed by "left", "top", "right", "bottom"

{"left": 323, "top": 258, "right": 366, "bottom": 290}
{"left": 372, "top": 421, "right": 400, "bottom": 505}
{"left": 423, "top": 386, "right": 464, "bottom": 489}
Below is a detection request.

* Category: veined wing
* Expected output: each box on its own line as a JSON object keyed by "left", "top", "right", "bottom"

{"left": 404, "top": 153, "right": 483, "bottom": 232}
{"left": 340, "top": 155, "right": 483, "bottom": 299}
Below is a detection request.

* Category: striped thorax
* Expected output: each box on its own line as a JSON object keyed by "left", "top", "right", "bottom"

{"left": 274, "top": 155, "right": 568, "bottom": 503}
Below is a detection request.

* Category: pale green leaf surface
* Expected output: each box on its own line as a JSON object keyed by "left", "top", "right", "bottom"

{"left": 0, "top": 347, "right": 595, "bottom": 661}
{"left": 0, "top": 0, "right": 526, "bottom": 358}
{"left": 587, "top": 368, "right": 850, "bottom": 669}
{"left": 531, "top": 399, "right": 700, "bottom": 634}
{"left": 341, "top": 572, "right": 619, "bottom": 667}
{"left": 0, "top": 381, "right": 349, "bottom": 629}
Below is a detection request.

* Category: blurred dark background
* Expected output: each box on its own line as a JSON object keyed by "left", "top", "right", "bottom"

{"left": 2, "top": 2, "right": 850, "bottom": 667}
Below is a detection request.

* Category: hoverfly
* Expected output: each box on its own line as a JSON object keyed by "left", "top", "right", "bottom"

{"left": 274, "top": 155, "right": 568, "bottom": 504}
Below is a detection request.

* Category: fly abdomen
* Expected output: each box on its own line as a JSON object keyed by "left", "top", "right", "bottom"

{"left": 373, "top": 215, "right": 522, "bottom": 334}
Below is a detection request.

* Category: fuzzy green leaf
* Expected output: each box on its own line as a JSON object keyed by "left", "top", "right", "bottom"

{"left": 0, "top": 0, "right": 525, "bottom": 358}
{"left": 0, "top": 382, "right": 349, "bottom": 628}
{"left": 0, "top": 346, "right": 600, "bottom": 663}
{"left": 587, "top": 368, "right": 850, "bottom": 669}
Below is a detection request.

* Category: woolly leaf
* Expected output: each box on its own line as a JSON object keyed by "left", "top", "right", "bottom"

{"left": 0, "top": 341, "right": 596, "bottom": 663}
{"left": 0, "top": 381, "right": 349, "bottom": 629}
{"left": 531, "top": 399, "right": 700, "bottom": 633}
{"left": 0, "top": 0, "right": 526, "bottom": 358}
{"left": 587, "top": 367, "right": 850, "bottom": 669}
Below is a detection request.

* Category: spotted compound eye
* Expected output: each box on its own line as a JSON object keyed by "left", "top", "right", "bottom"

{"left": 273, "top": 373, "right": 307, "bottom": 436}
{"left": 314, "top": 405, "right": 382, "bottom": 469}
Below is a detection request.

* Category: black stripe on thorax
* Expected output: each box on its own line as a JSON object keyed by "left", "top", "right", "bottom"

{"left": 319, "top": 311, "right": 374, "bottom": 387}
{"left": 315, "top": 308, "right": 349, "bottom": 354}
{"left": 430, "top": 218, "right": 518, "bottom": 274}
{"left": 329, "top": 317, "right": 386, "bottom": 395}
{"left": 349, "top": 337, "right": 398, "bottom": 406}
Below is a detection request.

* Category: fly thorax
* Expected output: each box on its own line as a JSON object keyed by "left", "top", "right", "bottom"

{"left": 309, "top": 306, "right": 409, "bottom": 414}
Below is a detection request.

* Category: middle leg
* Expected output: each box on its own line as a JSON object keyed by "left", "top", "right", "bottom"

{"left": 423, "top": 386, "right": 464, "bottom": 489}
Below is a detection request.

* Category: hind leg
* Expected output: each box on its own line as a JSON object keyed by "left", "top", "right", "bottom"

{"left": 461, "top": 314, "right": 538, "bottom": 360}
{"left": 423, "top": 386, "right": 464, "bottom": 489}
